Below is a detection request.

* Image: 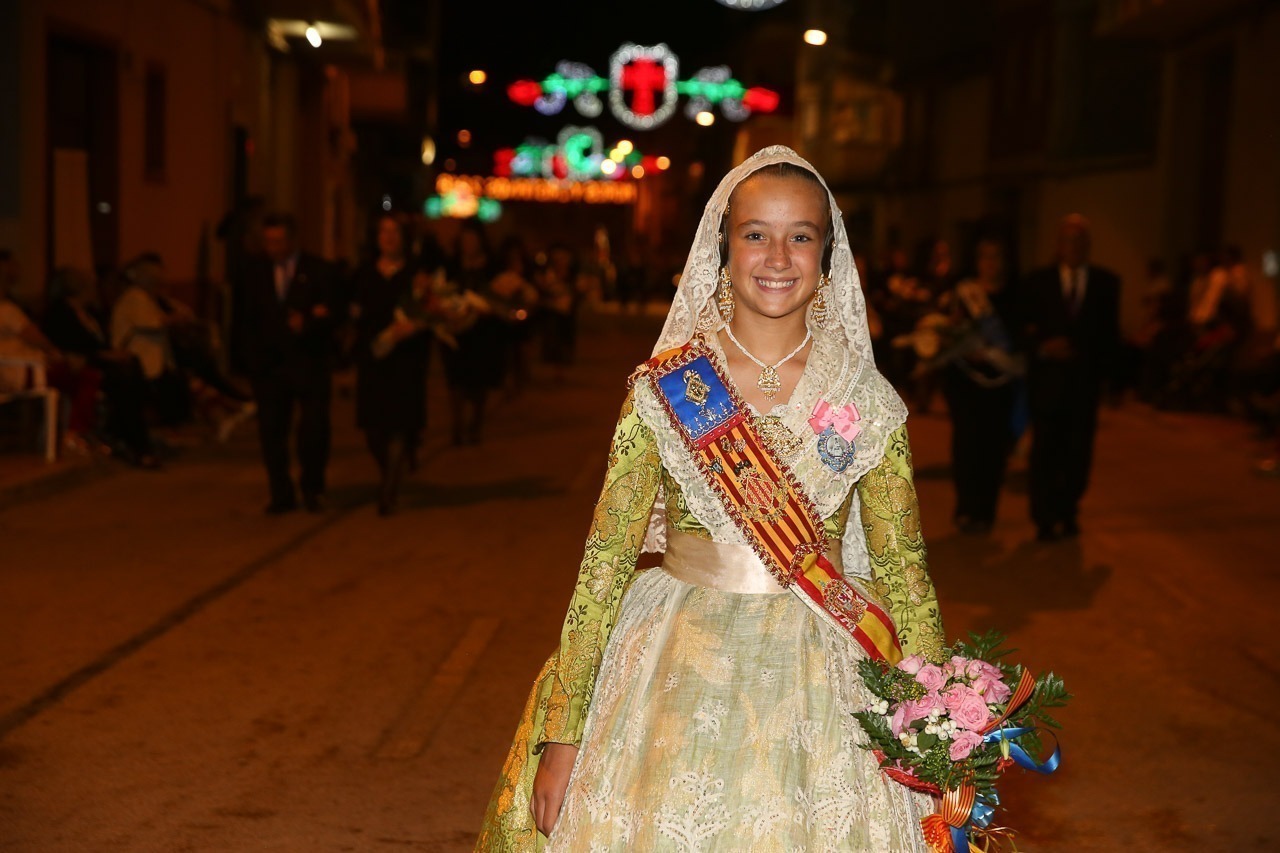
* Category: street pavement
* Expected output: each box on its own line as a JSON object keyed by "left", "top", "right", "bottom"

{"left": 1, "top": 311, "right": 1277, "bottom": 852}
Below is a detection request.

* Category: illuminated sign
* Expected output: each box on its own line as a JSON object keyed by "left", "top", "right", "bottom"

{"left": 436, "top": 174, "right": 637, "bottom": 205}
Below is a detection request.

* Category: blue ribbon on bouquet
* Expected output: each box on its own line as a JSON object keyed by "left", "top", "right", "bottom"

{"left": 950, "top": 793, "right": 998, "bottom": 852}
{"left": 947, "top": 729, "right": 1061, "bottom": 852}
{"left": 983, "top": 725, "right": 1061, "bottom": 774}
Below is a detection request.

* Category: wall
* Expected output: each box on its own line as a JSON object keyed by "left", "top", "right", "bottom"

{"left": 2, "top": 0, "right": 241, "bottom": 302}
{"left": 1221, "top": 6, "right": 1280, "bottom": 330}
{"left": 2, "top": 0, "right": 360, "bottom": 307}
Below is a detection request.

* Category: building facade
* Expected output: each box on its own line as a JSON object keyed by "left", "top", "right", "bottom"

{"left": 0, "top": 0, "right": 392, "bottom": 312}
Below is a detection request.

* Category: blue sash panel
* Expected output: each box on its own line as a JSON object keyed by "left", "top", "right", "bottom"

{"left": 654, "top": 355, "right": 739, "bottom": 444}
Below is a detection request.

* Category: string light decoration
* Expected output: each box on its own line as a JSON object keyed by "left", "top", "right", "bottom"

{"left": 424, "top": 185, "right": 503, "bottom": 222}
{"left": 609, "top": 43, "right": 680, "bottom": 130}
{"left": 493, "top": 127, "right": 667, "bottom": 182}
{"left": 507, "top": 42, "right": 779, "bottom": 130}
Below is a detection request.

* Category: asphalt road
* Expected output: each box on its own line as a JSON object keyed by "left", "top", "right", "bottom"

{"left": 2, "top": 312, "right": 1277, "bottom": 851}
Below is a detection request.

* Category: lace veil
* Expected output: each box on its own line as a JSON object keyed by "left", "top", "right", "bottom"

{"left": 653, "top": 145, "right": 877, "bottom": 364}
{"left": 637, "top": 146, "right": 908, "bottom": 574}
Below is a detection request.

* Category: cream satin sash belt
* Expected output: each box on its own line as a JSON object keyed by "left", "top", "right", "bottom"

{"left": 662, "top": 530, "right": 844, "bottom": 595}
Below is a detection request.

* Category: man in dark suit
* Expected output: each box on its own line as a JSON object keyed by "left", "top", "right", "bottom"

{"left": 236, "top": 213, "right": 338, "bottom": 514}
{"left": 1019, "top": 215, "right": 1121, "bottom": 541}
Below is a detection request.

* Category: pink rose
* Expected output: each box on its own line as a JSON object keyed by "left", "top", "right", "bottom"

{"left": 974, "top": 674, "right": 1012, "bottom": 704}
{"left": 915, "top": 663, "right": 948, "bottom": 693}
{"left": 925, "top": 690, "right": 948, "bottom": 715}
{"left": 951, "top": 655, "right": 971, "bottom": 673}
{"left": 940, "top": 685, "right": 968, "bottom": 712}
{"left": 898, "top": 654, "right": 925, "bottom": 675}
{"left": 966, "top": 659, "right": 1003, "bottom": 681}
{"left": 950, "top": 687, "right": 994, "bottom": 732}
{"left": 890, "top": 697, "right": 934, "bottom": 737}
{"left": 890, "top": 702, "right": 913, "bottom": 737}
{"left": 949, "top": 729, "right": 984, "bottom": 761}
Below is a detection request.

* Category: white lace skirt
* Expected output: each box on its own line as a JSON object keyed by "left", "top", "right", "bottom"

{"left": 547, "top": 566, "right": 932, "bottom": 852}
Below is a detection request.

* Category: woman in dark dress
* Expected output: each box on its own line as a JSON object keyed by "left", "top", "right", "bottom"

{"left": 352, "top": 214, "right": 432, "bottom": 516}
{"left": 937, "top": 237, "right": 1022, "bottom": 534}
{"left": 44, "top": 267, "right": 160, "bottom": 468}
{"left": 441, "top": 221, "right": 504, "bottom": 445}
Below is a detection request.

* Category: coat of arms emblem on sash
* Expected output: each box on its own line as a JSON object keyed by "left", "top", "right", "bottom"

{"left": 735, "top": 461, "right": 788, "bottom": 523}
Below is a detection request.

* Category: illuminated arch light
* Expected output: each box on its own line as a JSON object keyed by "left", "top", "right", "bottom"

{"left": 508, "top": 46, "right": 779, "bottom": 129}
{"left": 803, "top": 29, "right": 828, "bottom": 46}
{"left": 609, "top": 43, "right": 679, "bottom": 131}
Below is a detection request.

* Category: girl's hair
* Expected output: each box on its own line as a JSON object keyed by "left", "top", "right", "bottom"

{"left": 721, "top": 162, "right": 834, "bottom": 271}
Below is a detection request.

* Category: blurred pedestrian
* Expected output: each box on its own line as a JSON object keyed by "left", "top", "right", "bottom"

{"left": 937, "top": 238, "right": 1022, "bottom": 533}
{"left": 234, "top": 213, "right": 340, "bottom": 514}
{"left": 441, "top": 221, "right": 503, "bottom": 445}
{"left": 351, "top": 213, "right": 433, "bottom": 516}
{"left": 1019, "top": 214, "right": 1121, "bottom": 541}
{"left": 536, "top": 243, "right": 581, "bottom": 382}
{"left": 489, "top": 235, "right": 538, "bottom": 399}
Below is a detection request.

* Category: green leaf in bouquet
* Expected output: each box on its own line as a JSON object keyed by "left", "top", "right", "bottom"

{"left": 916, "top": 732, "right": 939, "bottom": 751}
{"left": 852, "top": 710, "right": 893, "bottom": 747}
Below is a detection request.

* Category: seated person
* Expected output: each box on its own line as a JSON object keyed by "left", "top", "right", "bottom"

{"left": 112, "top": 254, "right": 190, "bottom": 427}
{"left": 45, "top": 267, "right": 159, "bottom": 468}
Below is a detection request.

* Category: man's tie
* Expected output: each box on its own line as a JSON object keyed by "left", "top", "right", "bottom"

{"left": 1068, "top": 269, "right": 1084, "bottom": 317}
{"left": 274, "top": 263, "right": 289, "bottom": 302}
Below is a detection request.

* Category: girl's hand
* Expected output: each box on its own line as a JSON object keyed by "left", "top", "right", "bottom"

{"left": 531, "top": 742, "right": 578, "bottom": 837}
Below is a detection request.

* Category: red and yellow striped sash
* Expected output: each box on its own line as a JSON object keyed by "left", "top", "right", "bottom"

{"left": 637, "top": 340, "right": 901, "bottom": 664}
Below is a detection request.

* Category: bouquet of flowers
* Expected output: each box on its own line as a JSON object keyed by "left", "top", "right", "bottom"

{"left": 371, "top": 268, "right": 490, "bottom": 358}
{"left": 854, "top": 631, "right": 1070, "bottom": 852}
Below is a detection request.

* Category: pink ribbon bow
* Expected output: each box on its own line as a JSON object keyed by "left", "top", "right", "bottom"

{"left": 809, "top": 399, "right": 861, "bottom": 441}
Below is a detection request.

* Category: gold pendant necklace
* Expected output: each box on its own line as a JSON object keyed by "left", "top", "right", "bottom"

{"left": 724, "top": 325, "right": 812, "bottom": 399}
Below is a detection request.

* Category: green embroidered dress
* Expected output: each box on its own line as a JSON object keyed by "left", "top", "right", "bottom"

{"left": 477, "top": 332, "right": 944, "bottom": 852}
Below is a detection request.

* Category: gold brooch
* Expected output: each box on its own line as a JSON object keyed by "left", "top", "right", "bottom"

{"left": 683, "top": 369, "right": 710, "bottom": 407}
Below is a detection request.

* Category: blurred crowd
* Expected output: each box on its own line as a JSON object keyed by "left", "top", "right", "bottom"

{"left": 0, "top": 210, "right": 671, "bottom": 513}
{"left": 856, "top": 225, "right": 1280, "bottom": 535}
{"left": 3, "top": 209, "right": 1277, "bottom": 521}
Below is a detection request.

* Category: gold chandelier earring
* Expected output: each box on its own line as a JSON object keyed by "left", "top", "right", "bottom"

{"left": 810, "top": 273, "right": 832, "bottom": 328}
{"left": 716, "top": 266, "right": 736, "bottom": 323}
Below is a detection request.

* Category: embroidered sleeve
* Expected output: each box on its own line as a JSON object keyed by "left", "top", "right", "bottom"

{"left": 857, "top": 426, "right": 946, "bottom": 662}
{"left": 540, "top": 389, "right": 661, "bottom": 749}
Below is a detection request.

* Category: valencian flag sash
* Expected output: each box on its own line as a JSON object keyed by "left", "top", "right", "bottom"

{"left": 635, "top": 339, "right": 902, "bottom": 664}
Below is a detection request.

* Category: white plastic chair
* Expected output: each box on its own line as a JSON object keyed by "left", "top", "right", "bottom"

{"left": 0, "top": 356, "right": 60, "bottom": 462}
